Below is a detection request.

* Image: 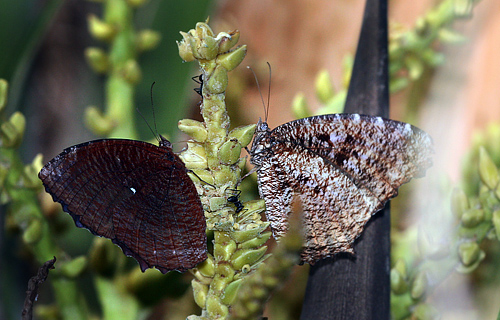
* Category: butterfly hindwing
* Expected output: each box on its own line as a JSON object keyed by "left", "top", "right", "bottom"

{"left": 39, "top": 139, "right": 207, "bottom": 273}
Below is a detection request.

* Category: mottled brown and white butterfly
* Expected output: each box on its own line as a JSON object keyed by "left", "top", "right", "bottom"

{"left": 250, "top": 114, "right": 433, "bottom": 264}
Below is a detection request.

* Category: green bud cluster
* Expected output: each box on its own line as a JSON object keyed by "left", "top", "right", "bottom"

{"left": 392, "top": 143, "right": 500, "bottom": 319}
{"left": 292, "top": 68, "right": 347, "bottom": 118}
{"left": 177, "top": 22, "right": 272, "bottom": 319}
{"left": 84, "top": 0, "right": 161, "bottom": 138}
{"left": 454, "top": 147, "right": 500, "bottom": 272}
{"left": 0, "top": 80, "right": 43, "bottom": 205}
{"left": 389, "top": 0, "right": 476, "bottom": 94}
{"left": 390, "top": 259, "right": 434, "bottom": 319}
{"left": 230, "top": 216, "right": 302, "bottom": 319}
{"left": 295, "top": 0, "right": 479, "bottom": 123}
{"left": 1, "top": 79, "right": 90, "bottom": 318}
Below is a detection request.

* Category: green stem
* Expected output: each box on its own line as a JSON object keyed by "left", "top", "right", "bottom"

{"left": 104, "top": 0, "right": 138, "bottom": 139}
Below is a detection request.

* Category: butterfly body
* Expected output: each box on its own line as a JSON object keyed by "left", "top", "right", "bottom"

{"left": 250, "top": 114, "right": 433, "bottom": 264}
{"left": 39, "top": 137, "right": 207, "bottom": 273}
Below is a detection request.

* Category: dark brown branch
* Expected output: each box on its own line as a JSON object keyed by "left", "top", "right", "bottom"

{"left": 301, "top": 0, "right": 390, "bottom": 318}
{"left": 22, "top": 257, "right": 57, "bottom": 320}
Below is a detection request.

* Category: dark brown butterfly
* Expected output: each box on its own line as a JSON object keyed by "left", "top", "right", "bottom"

{"left": 250, "top": 114, "right": 433, "bottom": 264}
{"left": 39, "top": 136, "right": 207, "bottom": 273}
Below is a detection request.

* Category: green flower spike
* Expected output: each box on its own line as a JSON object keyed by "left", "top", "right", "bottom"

{"left": 84, "top": 0, "right": 159, "bottom": 138}
{"left": 230, "top": 214, "right": 302, "bottom": 320}
{"left": 178, "top": 22, "right": 273, "bottom": 320}
{"left": 2, "top": 79, "right": 89, "bottom": 318}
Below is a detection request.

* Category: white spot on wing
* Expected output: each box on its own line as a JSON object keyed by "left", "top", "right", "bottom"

{"left": 404, "top": 123, "right": 412, "bottom": 135}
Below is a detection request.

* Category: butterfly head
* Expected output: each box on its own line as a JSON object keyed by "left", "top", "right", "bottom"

{"left": 249, "top": 118, "right": 272, "bottom": 166}
{"left": 158, "top": 135, "right": 173, "bottom": 149}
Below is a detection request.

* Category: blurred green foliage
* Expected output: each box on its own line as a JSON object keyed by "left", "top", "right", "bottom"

{"left": 0, "top": 0, "right": 214, "bottom": 319}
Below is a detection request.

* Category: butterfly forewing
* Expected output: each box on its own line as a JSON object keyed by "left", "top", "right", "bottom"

{"left": 39, "top": 139, "right": 207, "bottom": 273}
{"left": 251, "top": 114, "right": 433, "bottom": 264}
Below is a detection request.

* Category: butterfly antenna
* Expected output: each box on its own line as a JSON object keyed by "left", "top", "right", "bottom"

{"left": 266, "top": 62, "right": 272, "bottom": 122}
{"left": 247, "top": 66, "right": 268, "bottom": 122}
{"left": 136, "top": 107, "right": 158, "bottom": 142}
{"left": 150, "top": 82, "right": 160, "bottom": 139}
{"left": 187, "top": 170, "right": 216, "bottom": 189}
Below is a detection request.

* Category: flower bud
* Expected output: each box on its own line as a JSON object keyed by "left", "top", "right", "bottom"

{"left": 189, "top": 25, "right": 217, "bottom": 60}
{"left": 22, "top": 219, "right": 42, "bottom": 244}
{"left": 1, "top": 112, "right": 26, "bottom": 147}
{"left": 136, "top": 29, "right": 161, "bottom": 52}
{"left": 197, "top": 254, "right": 215, "bottom": 278}
{"left": 178, "top": 119, "right": 208, "bottom": 142}
{"left": 177, "top": 32, "right": 195, "bottom": 62}
{"left": 122, "top": 59, "right": 142, "bottom": 84}
{"left": 87, "top": 14, "right": 116, "bottom": 42}
{"left": 218, "top": 139, "right": 242, "bottom": 165}
{"left": 491, "top": 209, "right": 500, "bottom": 241}
{"left": 221, "top": 279, "right": 242, "bottom": 305}
{"left": 85, "top": 47, "right": 109, "bottom": 74}
{"left": 239, "top": 231, "right": 272, "bottom": 249}
{"left": 60, "top": 256, "right": 87, "bottom": 278}
{"left": 206, "top": 65, "right": 228, "bottom": 94}
{"left": 23, "top": 154, "right": 44, "bottom": 189}
{"left": 228, "top": 124, "right": 256, "bottom": 148}
{"left": 458, "top": 242, "right": 481, "bottom": 267}
{"left": 231, "top": 246, "right": 267, "bottom": 270}
{"left": 187, "top": 170, "right": 214, "bottom": 186}
{"left": 231, "top": 223, "right": 269, "bottom": 243}
{"left": 192, "top": 279, "right": 208, "bottom": 308}
{"left": 479, "top": 147, "right": 499, "bottom": 190}
{"left": 292, "top": 93, "right": 311, "bottom": 119}
{"left": 216, "top": 45, "right": 247, "bottom": 72}
{"left": 390, "top": 267, "right": 408, "bottom": 295}
{"left": 0, "top": 79, "right": 8, "bottom": 112}
{"left": 85, "top": 106, "right": 115, "bottom": 136}
{"left": 215, "top": 239, "right": 237, "bottom": 261}
{"left": 461, "top": 208, "right": 484, "bottom": 228}
{"left": 218, "top": 30, "right": 240, "bottom": 53}
{"left": 405, "top": 56, "right": 424, "bottom": 80}
{"left": 450, "top": 187, "right": 469, "bottom": 219}
{"left": 127, "top": 0, "right": 149, "bottom": 8}
{"left": 315, "top": 69, "right": 335, "bottom": 103}
{"left": 206, "top": 295, "right": 229, "bottom": 318}
{"left": 180, "top": 142, "right": 208, "bottom": 169}
{"left": 410, "top": 271, "right": 427, "bottom": 299}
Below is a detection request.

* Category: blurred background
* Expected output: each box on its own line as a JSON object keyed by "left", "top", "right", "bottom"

{"left": 1, "top": 0, "right": 500, "bottom": 319}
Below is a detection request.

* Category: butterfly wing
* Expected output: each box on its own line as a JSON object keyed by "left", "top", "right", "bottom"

{"left": 253, "top": 114, "right": 433, "bottom": 264}
{"left": 39, "top": 139, "right": 207, "bottom": 273}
